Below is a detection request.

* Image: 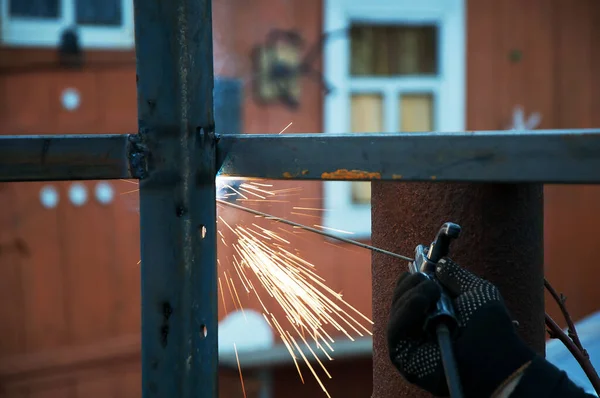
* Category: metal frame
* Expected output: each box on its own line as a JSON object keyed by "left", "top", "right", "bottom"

{"left": 0, "top": 0, "right": 599, "bottom": 397}
{"left": 3, "top": 129, "right": 600, "bottom": 183}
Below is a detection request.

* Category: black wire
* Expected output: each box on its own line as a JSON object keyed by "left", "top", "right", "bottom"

{"left": 218, "top": 199, "right": 414, "bottom": 262}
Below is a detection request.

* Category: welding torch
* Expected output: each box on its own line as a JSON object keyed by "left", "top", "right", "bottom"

{"left": 409, "top": 222, "right": 464, "bottom": 398}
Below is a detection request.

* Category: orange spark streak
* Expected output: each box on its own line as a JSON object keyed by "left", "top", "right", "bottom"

{"left": 323, "top": 240, "right": 361, "bottom": 254}
{"left": 238, "top": 187, "right": 266, "bottom": 199}
{"left": 249, "top": 182, "right": 273, "bottom": 187}
{"left": 287, "top": 332, "right": 332, "bottom": 398}
{"left": 313, "top": 225, "right": 355, "bottom": 235}
{"left": 224, "top": 273, "right": 239, "bottom": 311}
{"left": 229, "top": 275, "right": 246, "bottom": 320}
{"left": 240, "top": 183, "right": 276, "bottom": 196}
{"left": 291, "top": 212, "right": 322, "bottom": 220}
{"left": 224, "top": 184, "right": 248, "bottom": 199}
{"left": 218, "top": 277, "right": 228, "bottom": 313}
{"left": 234, "top": 343, "right": 247, "bottom": 398}
{"left": 236, "top": 199, "right": 290, "bottom": 203}
{"left": 119, "top": 189, "right": 140, "bottom": 195}
{"left": 278, "top": 121, "right": 293, "bottom": 134}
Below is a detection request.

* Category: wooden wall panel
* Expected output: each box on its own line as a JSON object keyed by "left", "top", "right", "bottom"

{"left": 272, "top": 358, "right": 373, "bottom": 398}
{"left": 111, "top": 182, "right": 142, "bottom": 337}
{"left": 0, "top": 74, "right": 54, "bottom": 135}
{"left": 0, "top": 183, "right": 25, "bottom": 357}
{"left": 13, "top": 183, "right": 68, "bottom": 354}
{"left": 95, "top": 70, "right": 138, "bottom": 134}
{"left": 543, "top": 0, "right": 600, "bottom": 325}
{"left": 60, "top": 180, "right": 118, "bottom": 346}
{"left": 29, "top": 382, "right": 73, "bottom": 398}
{"left": 466, "top": 0, "right": 600, "bottom": 326}
{"left": 115, "top": 362, "right": 142, "bottom": 398}
{"left": 0, "top": 56, "right": 140, "bottom": 395}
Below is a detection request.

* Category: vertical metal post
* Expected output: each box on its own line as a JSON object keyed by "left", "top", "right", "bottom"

{"left": 133, "top": 0, "right": 217, "bottom": 397}
{"left": 371, "top": 182, "right": 545, "bottom": 398}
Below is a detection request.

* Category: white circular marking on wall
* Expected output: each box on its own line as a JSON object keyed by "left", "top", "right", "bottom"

{"left": 39, "top": 185, "right": 59, "bottom": 209}
{"left": 94, "top": 182, "right": 115, "bottom": 205}
{"left": 69, "top": 182, "right": 88, "bottom": 206}
{"left": 61, "top": 88, "right": 81, "bottom": 111}
{"left": 218, "top": 309, "right": 274, "bottom": 355}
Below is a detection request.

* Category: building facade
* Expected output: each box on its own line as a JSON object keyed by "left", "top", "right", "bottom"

{"left": 0, "top": 0, "right": 599, "bottom": 396}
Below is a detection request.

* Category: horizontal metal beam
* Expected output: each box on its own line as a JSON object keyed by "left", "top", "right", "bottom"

{"left": 3, "top": 129, "right": 600, "bottom": 184}
{"left": 0, "top": 134, "right": 136, "bottom": 182}
{"left": 216, "top": 129, "right": 600, "bottom": 183}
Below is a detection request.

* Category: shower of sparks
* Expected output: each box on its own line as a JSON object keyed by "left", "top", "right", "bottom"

{"left": 218, "top": 179, "right": 373, "bottom": 397}
{"left": 120, "top": 176, "right": 374, "bottom": 397}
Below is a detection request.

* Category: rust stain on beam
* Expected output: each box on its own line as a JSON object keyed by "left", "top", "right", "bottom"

{"left": 320, "top": 169, "right": 382, "bottom": 180}
{"left": 282, "top": 170, "right": 310, "bottom": 178}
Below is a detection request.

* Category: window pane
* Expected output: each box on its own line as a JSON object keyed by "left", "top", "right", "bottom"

{"left": 350, "top": 94, "right": 382, "bottom": 205}
{"left": 400, "top": 94, "right": 434, "bottom": 132}
{"left": 9, "top": 0, "right": 59, "bottom": 18}
{"left": 76, "top": 0, "right": 122, "bottom": 26}
{"left": 351, "top": 94, "right": 383, "bottom": 133}
{"left": 350, "top": 25, "right": 437, "bottom": 76}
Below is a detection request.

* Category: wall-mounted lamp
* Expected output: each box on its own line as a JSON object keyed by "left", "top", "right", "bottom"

{"left": 252, "top": 30, "right": 304, "bottom": 109}
{"left": 251, "top": 28, "right": 343, "bottom": 110}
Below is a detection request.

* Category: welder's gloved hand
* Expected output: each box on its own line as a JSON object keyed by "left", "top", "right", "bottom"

{"left": 387, "top": 259, "right": 536, "bottom": 398}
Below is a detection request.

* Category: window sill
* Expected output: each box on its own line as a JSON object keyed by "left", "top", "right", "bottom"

{"left": 0, "top": 47, "right": 136, "bottom": 73}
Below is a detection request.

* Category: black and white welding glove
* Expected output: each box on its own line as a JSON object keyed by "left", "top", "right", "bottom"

{"left": 387, "top": 258, "right": 536, "bottom": 398}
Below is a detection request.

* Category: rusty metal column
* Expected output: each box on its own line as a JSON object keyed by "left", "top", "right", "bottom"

{"left": 371, "top": 182, "right": 545, "bottom": 398}
{"left": 133, "top": 0, "right": 218, "bottom": 397}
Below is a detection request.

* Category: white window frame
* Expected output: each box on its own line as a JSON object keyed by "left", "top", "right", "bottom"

{"left": 1, "top": 0, "right": 134, "bottom": 48}
{"left": 322, "top": 0, "right": 466, "bottom": 239}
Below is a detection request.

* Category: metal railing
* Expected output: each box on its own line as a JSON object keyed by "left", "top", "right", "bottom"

{"left": 1, "top": 0, "right": 599, "bottom": 397}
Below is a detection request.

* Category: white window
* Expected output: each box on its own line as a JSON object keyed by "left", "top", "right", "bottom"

{"left": 322, "top": 0, "right": 466, "bottom": 239}
{"left": 1, "top": 0, "right": 134, "bottom": 48}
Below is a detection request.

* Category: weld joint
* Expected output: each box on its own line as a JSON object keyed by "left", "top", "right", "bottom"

{"left": 127, "top": 132, "right": 149, "bottom": 179}
{"left": 197, "top": 125, "right": 217, "bottom": 147}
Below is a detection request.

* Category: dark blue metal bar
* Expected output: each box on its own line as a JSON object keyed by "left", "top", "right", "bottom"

{"left": 0, "top": 134, "right": 133, "bottom": 181}
{"left": 3, "top": 127, "right": 600, "bottom": 184}
{"left": 214, "top": 77, "right": 243, "bottom": 135}
{"left": 216, "top": 129, "right": 600, "bottom": 183}
{"left": 133, "top": 0, "right": 217, "bottom": 396}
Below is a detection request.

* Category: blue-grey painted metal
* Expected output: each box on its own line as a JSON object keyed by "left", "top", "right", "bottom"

{"left": 3, "top": 128, "right": 600, "bottom": 183}
{"left": 216, "top": 129, "right": 600, "bottom": 183}
{"left": 133, "top": 0, "right": 218, "bottom": 396}
{"left": 214, "top": 77, "right": 243, "bottom": 135}
{"left": 0, "top": 134, "right": 133, "bottom": 181}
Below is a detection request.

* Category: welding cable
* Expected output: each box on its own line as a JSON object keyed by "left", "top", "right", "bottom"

{"left": 437, "top": 324, "right": 464, "bottom": 398}
{"left": 217, "top": 199, "right": 414, "bottom": 262}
